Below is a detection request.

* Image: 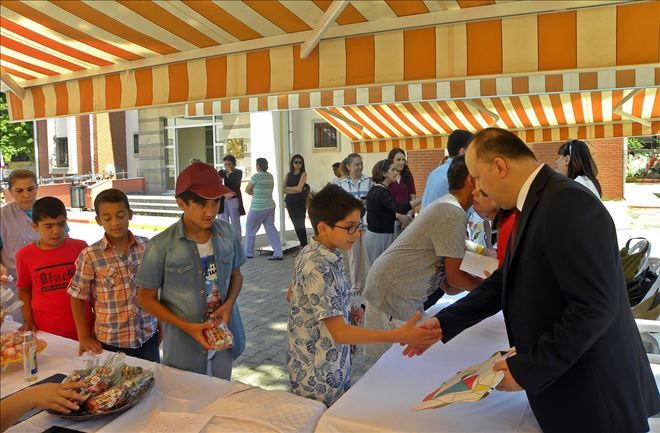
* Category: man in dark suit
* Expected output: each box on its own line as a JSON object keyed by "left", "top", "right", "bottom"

{"left": 405, "top": 128, "right": 659, "bottom": 432}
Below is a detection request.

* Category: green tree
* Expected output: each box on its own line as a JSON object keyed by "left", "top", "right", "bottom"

{"left": 0, "top": 92, "right": 34, "bottom": 162}
{"left": 627, "top": 137, "right": 644, "bottom": 151}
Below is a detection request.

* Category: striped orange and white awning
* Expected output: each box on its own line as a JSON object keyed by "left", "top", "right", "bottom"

{"left": 313, "top": 87, "right": 659, "bottom": 151}
{"left": 2, "top": 0, "right": 658, "bottom": 121}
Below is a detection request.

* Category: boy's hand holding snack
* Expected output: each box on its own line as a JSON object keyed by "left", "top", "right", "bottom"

{"left": 210, "top": 302, "right": 232, "bottom": 327}
{"left": 184, "top": 321, "right": 215, "bottom": 350}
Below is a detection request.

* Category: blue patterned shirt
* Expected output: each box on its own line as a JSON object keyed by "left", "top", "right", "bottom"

{"left": 287, "top": 239, "right": 351, "bottom": 407}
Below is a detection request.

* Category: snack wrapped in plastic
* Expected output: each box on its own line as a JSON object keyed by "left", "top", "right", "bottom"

{"left": 203, "top": 317, "right": 233, "bottom": 350}
{"left": 78, "top": 374, "right": 112, "bottom": 401}
{"left": 111, "top": 364, "right": 143, "bottom": 384}
{"left": 85, "top": 370, "right": 155, "bottom": 414}
{"left": 1, "top": 285, "right": 22, "bottom": 324}
{"left": 63, "top": 352, "right": 126, "bottom": 401}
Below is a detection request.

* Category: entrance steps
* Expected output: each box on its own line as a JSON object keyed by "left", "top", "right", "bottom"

{"left": 127, "top": 194, "right": 180, "bottom": 217}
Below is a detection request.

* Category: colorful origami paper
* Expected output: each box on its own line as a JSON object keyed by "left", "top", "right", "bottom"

{"left": 413, "top": 348, "right": 516, "bottom": 411}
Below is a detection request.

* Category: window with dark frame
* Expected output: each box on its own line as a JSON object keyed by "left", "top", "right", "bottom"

{"left": 54, "top": 137, "right": 69, "bottom": 167}
{"left": 133, "top": 133, "right": 139, "bottom": 154}
{"left": 314, "top": 122, "right": 337, "bottom": 149}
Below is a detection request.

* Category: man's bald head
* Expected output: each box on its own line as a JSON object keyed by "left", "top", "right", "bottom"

{"left": 469, "top": 128, "right": 536, "bottom": 164}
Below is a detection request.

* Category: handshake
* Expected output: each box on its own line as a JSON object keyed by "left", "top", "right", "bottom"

{"left": 399, "top": 315, "right": 443, "bottom": 357}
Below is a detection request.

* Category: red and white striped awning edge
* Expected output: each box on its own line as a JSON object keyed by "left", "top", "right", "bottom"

{"left": 348, "top": 121, "right": 660, "bottom": 153}
{"left": 184, "top": 66, "right": 659, "bottom": 116}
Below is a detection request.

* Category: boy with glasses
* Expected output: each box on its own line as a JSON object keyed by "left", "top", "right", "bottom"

{"left": 287, "top": 184, "right": 441, "bottom": 407}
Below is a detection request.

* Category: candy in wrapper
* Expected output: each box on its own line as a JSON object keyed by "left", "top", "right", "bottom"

{"left": 62, "top": 352, "right": 126, "bottom": 402}
{"left": 1, "top": 286, "right": 23, "bottom": 324}
{"left": 110, "top": 364, "right": 143, "bottom": 385}
{"left": 84, "top": 370, "right": 155, "bottom": 414}
{"left": 203, "top": 317, "right": 233, "bottom": 350}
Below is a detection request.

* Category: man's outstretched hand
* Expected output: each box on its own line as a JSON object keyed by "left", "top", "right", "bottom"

{"left": 401, "top": 316, "right": 443, "bottom": 357}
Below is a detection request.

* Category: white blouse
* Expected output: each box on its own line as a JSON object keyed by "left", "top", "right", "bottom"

{"left": 574, "top": 175, "right": 601, "bottom": 199}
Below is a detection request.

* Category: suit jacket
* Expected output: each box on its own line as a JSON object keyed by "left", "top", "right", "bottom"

{"left": 436, "top": 165, "right": 659, "bottom": 432}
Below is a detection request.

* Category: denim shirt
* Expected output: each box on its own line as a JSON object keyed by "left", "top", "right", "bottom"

{"left": 136, "top": 218, "right": 246, "bottom": 374}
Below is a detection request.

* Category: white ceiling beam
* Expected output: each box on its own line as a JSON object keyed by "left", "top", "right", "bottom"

{"left": 465, "top": 99, "right": 500, "bottom": 126}
{"left": 317, "top": 107, "right": 365, "bottom": 139}
{"left": 0, "top": 68, "right": 26, "bottom": 99}
{"left": 300, "top": 0, "right": 349, "bottom": 59}
{"left": 438, "top": 1, "right": 461, "bottom": 11}
{"left": 12, "top": 0, "right": 634, "bottom": 88}
{"left": 613, "top": 88, "right": 651, "bottom": 127}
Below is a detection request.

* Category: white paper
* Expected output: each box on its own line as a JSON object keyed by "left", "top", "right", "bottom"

{"left": 460, "top": 251, "right": 499, "bottom": 278}
{"left": 140, "top": 412, "right": 213, "bottom": 433}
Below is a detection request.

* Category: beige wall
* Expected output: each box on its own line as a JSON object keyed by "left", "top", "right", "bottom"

{"left": 137, "top": 105, "right": 185, "bottom": 193}
{"left": 176, "top": 127, "right": 206, "bottom": 171}
{"left": 289, "top": 109, "right": 387, "bottom": 192}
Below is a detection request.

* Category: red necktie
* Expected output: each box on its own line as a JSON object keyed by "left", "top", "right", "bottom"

{"left": 509, "top": 209, "right": 522, "bottom": 255}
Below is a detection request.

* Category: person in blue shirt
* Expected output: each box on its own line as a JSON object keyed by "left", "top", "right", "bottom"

{"left": 137, "top": 162, "right": 246, "bottom": 379}
{"left": 420, "top": 130, "right": 473, "bottom": 211}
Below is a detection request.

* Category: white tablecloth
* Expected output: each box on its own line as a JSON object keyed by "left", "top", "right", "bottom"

{"left": 1, "top": 322, "right": 325, "bottom": 433}
{"left": 315, "top": 301, "right": 541, "bottom": 433}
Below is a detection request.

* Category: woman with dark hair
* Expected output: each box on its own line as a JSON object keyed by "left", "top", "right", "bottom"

{"left": 244, "top": 158, "right": 283, "bottom": 260}
{"left": 218, "top": 154, "right": 245, "bottom": 239}
{"left": 283, "top": 154, "right": 308, "bottom": 247}
{"left": 365, "top": 159, "right": 422, "bottom": 264}
{"left": 554, "top": 139, "right": 602, "bottom": 198}
{"left": 387, "top": 148, "right": 417, "bottom": 235}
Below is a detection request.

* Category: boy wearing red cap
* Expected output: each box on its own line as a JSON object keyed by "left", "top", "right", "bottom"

{"left": 137, "top": 162, "right": 246, "bottom": 379}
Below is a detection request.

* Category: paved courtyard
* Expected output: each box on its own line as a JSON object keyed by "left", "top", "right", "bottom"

{"left": 64, "top": 182, "right": 659, "bottom": 392}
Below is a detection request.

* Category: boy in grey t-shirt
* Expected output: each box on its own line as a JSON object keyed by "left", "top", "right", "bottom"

{"left": 363, "top": 155, "right": 481, "bottom": 360}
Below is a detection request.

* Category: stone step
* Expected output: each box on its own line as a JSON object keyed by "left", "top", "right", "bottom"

{"left": 127, "top": 201, "right": 178, "bottom": 208}
{"left": 126, "top": 194, "right": 179, "bottom": 216}
{"left": 131, "top": 207, "right": 181, "bottom": 216}
{"left": 126, "top": 194, "right": 177, "bottom": 201}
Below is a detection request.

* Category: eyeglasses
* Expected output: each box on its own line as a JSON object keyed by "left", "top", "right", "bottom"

{"left": 334, "top": 222, "right": 364, "bottom": 234}
{"left": 293, "top": 160, "right": 303, "bottom": 164}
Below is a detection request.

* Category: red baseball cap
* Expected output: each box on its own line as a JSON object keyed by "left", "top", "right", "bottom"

{"left": 175, "top": 162, "right": 233, "bottom": 199}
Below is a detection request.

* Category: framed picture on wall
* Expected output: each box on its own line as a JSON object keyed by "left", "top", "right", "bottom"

{"left": 226, "top": 138, "right": 245, "bottom": 158}
{"left": 314, "top": 122, "right": 338, "bottom": 149}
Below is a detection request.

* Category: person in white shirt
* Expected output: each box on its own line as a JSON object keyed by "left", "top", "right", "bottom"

{"left": 554, "top": 139, "right": 602, "bottom": 198}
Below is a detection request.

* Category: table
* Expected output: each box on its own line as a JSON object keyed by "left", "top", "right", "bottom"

{"left": 315, "top": 299, "right": 541, "bottom": 433}
{"left": 1, "top": 322, "right": 326, "bottom": 433}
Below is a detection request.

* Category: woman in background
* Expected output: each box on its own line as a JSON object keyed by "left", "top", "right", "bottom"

{"left": 554, "top": 139, "right": 602, "bottom": 198}
{"left": 283, "top": 154, "right": 308, "bottom": 248}
{"left": 218, "top": 154, "right": 245, "bottom": 239}
{"left": 387, "top": 148, "right": 417, "bottom": 236}
{"left": 365, "top": 159, "right": 422, "bottom": 264}
{"left": 245, "top": 158, "right": 283, "bottom": 261}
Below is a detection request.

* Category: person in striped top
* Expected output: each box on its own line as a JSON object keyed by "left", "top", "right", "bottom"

{"left": 244, "top": 158, "right": 283, "bottom": 260}
{"left": 68, "top": 189, "right": 159, "bottom": 361}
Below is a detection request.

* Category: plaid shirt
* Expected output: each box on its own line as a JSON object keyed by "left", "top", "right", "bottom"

{"left": 338, "top": 175, "right": 373, "bottom": 200}
{"left": 68, "top": 232, "right": 157, "bottom": 348}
